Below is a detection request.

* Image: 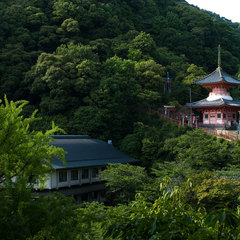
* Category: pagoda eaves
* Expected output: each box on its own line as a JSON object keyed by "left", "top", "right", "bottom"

{"left": 195, "top": 68, "right": 240, "bottom": 88}
{"left": 186, "top": 98, "right": 240, "bottom": 108}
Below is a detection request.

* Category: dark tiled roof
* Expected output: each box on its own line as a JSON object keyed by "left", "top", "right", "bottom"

{"left": 195, "top": 68, "right": 240, "bottom": 85}
{"left": 50, "top": 135, "right": 138, "bottom": 169}
{"left": 186, "top": 98, "right": 240, "bottom": 108}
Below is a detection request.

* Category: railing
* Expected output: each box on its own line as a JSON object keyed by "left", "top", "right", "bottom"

{"left": 147, "top": 109, "right": 239, "bottom": 142}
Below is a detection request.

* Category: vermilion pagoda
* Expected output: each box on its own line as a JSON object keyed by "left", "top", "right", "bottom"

{"left": 187, "top": 49, "right": 240, "bottom": 128}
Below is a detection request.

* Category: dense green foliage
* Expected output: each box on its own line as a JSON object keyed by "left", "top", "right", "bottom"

{"left": 73, "top": 177, "right": 240, "bottom": 240}
{"left": 0, "top": 96, "right": 65, "bottom": 185}
{"left": 101, "top": 163, "right": 150, "bottom": 204}
{"left": 0, "top": 98, "right": 77, "bottom": 240}
{"left": 2, "top": 98, "right": 240, "bottom": 239}
{"left": 1, "top": 0, "right": 240, "bottom": 143}
{"left": 2, "top": 0, "right": 240, "bottom": 239}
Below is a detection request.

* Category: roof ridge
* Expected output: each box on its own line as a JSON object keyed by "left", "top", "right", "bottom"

{"left": 221, "top": 69, "right": 240, "bottom": 82}
{"left": 51, "top": 135, "right": 90, "bottom": 139}
{"left": 65, "top": 157, "right": 131, "bottom": 162}
{"left": 195, "top": 70, "right": 216, "bottom": 83}
{"left": 218, "top": 68, "right": 223, "bottom": 80}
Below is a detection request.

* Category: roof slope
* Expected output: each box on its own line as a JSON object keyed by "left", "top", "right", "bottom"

{"left": 50, "top": 135, "right": 138, "bottom": 169}
{"left": 186, "top": 98, "right": 240, "bottom": 108}
{"left": 195, "top": 68, "right": 240, "bottom": 85}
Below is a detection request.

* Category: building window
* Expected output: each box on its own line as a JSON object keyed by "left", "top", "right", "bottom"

{"left": 92, "top": 191, "right": 98, "bottom": 201}
{"left": 205, "top": 114, "right": 209, "bottom": 119}
{"left": 71, "top": 169, "right": 78, "bottom": 181}
{"left": 210, "top": 115, "right": 215, "bottom": 118}
{"left": 217, "top": 114, "right": 221, "bottom": 118}
{"left": 228, "top": 114, "right": 231, "bottom": 118}
{"left": 223, "top": 114, "right": 226, "bottom": 118}
{"left": 100, "top": 190, "right": 105, "bottom": 199}
{"left": 81, "top": 193, "right": 88, "bottom": 202}
{"left": 59, "top": 171, "right": 67, "bottom": 182}
{"left": 233, "top": 114, "right": 236, "bottom": 119}
{"left": 92, "top": 168, "right": 99, "bottom": 178}
{"left": 82, "top": 168, "right": 89, "bottom": 179}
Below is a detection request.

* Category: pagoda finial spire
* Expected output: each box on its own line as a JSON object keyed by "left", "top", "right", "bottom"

{"left": 218, "top": 44, "right": 221, "bottom": 69}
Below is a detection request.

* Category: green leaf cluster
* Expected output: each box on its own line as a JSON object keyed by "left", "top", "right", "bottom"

{"left": 0, "top": 97, "right": 79, "bottom": 240}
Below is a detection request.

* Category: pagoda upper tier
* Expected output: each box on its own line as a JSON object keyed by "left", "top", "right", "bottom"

{"left": 195, "top": 67, "right": 240, "bottom": 88}
{"left": 195, "top": 67, "right": 240, "bottom": 101}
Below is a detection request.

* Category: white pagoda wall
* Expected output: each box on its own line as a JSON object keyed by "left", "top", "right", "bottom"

{"left": 207, "top": 87, "right": 232, "bottom": 101}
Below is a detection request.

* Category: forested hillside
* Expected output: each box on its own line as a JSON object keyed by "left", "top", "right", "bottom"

{"left": 1, "top": 0, "right": 240, "bottom": 143}
{"left": 2, "top": 99, "right": 240, "bottom": 239}
{"left": 3, "top": 1, "right": 240, "bottom": 239}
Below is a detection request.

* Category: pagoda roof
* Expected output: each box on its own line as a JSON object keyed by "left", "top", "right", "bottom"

{"left": 195, "top": 68, "right": 240, "bottom": 85}
{"left": 186, "top": 98, "right": 240, "bottom": 108}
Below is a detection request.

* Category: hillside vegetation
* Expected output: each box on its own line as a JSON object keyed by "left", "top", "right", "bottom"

{"left": 2, "top": 1, "right": 240, "bottom": 239}
{"left": 1, "top": 0, "right": 240, "bottom": 142}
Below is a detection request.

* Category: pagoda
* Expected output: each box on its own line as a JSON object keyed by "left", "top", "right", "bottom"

{"left": 187, "top": 46, "right": 240, "bottom": 128}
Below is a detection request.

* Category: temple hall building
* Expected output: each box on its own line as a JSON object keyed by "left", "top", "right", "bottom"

{"left": 187, "top": 49, "right": 240, "bottom": 129}
{"left": 36, "top": 135, "right": 138, "bottom": 203}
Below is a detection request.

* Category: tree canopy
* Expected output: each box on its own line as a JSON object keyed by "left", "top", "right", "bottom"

{"left": 0, "top": 97, "right": 77, "bottom": 240}
{"left": 1, "top": 0, "right": 240, "bottom": 141}
{"left": 2, "top": 0, "right": 240, "bottom": 239}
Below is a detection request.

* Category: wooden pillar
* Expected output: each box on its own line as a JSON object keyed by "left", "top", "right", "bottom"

{"left": 179, "top": 113, "right": 181, "bottom": 127}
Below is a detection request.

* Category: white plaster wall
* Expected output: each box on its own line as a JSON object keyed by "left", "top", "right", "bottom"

{"left": 44, "top": 178, "right": 51, "bottom": 189}
{"left": 207, "top": 94, "right": 232, "bottom": 101}
{"left": 40, "top": 167, "right": 102, "bottom": 190}
{"left": 50, "top": 172, "right": 57, "bottom": 189}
